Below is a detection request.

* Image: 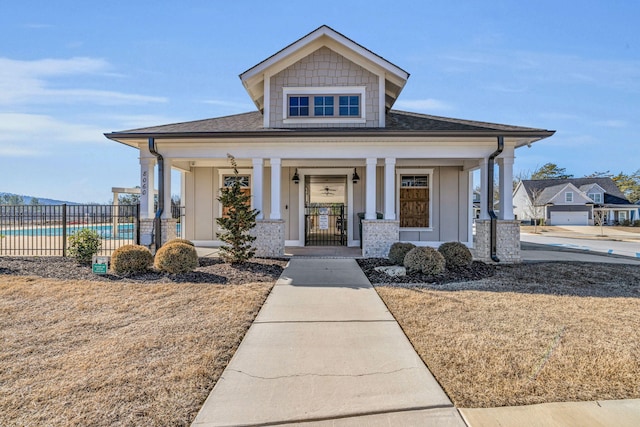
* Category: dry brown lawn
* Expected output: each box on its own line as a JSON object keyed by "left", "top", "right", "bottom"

{"left": 0, "top": 276, "right": 272, "bottom": 426}
{"left": 376, "top": 263, "right": 640, "bottom": 408}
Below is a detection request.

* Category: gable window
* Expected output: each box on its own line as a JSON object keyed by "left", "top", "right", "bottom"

{"left": 288, "top": 96, "right": 309, "bottom": 117}
{"left": 399, "top": 174, "right": 430, "bottom": 228}
{"left": 588, "top": 192, "right": 602, "bottom": 203}
{"left": 283, "top": 86, "right": 366, "bottom": 124}
{"left": 339, "top": 96, "right": 360, "bottom": 116}
{"left": 565, "top": 192, "right": 573, "bottom": 202}
{"left": 313, "top": 96, "right": 334, "bottom": 116}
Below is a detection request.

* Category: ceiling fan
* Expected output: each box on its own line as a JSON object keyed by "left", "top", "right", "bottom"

{"left": 320, "top": 186, "right": 336, "bottom": 196}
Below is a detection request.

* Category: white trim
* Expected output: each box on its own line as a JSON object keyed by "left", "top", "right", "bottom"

{"left": 378, "top": 74, "right": 386, "bottom": 126}
{"left": 399, "top": 241, "right": 472, "bottom": 248}
{"left": 396, "top": 168, "right": 434, "bottom": 231}
{"left": 282, "top": 86, "right": 366, "bottom": 124}
{"left": 263, "top": 73, "right": 271, "bottom": 128}
{"left": 239, "top": 26, "right": 409, "bottom": 84}
{"left": 297, "top": 167, "right": 355, "bottom": 247}
{"left": 468, "top": 169, "right": 474, "bottom": 245}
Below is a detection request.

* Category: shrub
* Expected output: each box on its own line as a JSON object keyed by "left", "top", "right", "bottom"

{"left": 403, "top": 247, "right": 445, "bottom": 275}
{"left": 165, "top": 238, "right": 195, "bottom": 247}
{"left": 154, "top": 242, "right": 199, "bottom": 274}
{"left": 438, "top": 241, "right": 473, "bottom": 269}
{"left": 216, "top": 154, "right": 259, "bottom": 264}
{"left": 67, "top": 228, "right": 101, "bottom": 265}
{"left": 634, "top": 220, "right": 640, "bottom": 227}
{"left": 111, "top": 244, "right": 153, "bottom": 275}
{"left": 388, "top": 242, "right": 416, "bottom": 265}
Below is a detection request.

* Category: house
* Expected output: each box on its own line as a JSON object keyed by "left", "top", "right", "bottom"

{"left": 513, "top": 178, "right": 637, "bottom": 226}
{"left": 105, "top": 25, "right": 554, "bottom": 262}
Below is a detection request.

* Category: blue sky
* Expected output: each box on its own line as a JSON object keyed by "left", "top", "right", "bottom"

{"left": 1, "top": 1, "right": 638, "bottom": 203}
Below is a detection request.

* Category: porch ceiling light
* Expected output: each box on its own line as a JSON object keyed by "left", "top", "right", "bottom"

{"left": 292, "top": 169, "right": 300, "bottom": 184}
{"left": 352, "top": 168, "right": 360, "bottom": 184}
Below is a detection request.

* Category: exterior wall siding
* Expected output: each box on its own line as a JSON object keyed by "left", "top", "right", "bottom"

{"left": 270, "top": 47, "right": 379, "bottom": 128}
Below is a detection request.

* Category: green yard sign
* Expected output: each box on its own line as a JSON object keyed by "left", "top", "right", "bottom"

{"left": 92, "top": 263, "right": 107, "bottom": 274}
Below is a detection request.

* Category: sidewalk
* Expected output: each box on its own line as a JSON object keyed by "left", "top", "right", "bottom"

{"left": 191, "top": 258, "right": 465, "bottom": 426}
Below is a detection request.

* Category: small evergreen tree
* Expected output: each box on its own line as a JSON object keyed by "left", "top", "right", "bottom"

{"left": 216, "top": 154, "right": 260, "bottom": 263}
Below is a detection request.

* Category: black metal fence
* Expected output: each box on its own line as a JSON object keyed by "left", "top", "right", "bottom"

{"left": 305, "top": 203, "right": 347, "bottom": 246}
{"left": 0, "top": 204, "right": 140, "bottom": 256}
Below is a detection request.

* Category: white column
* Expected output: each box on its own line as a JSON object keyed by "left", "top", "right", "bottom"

{"left": 140, "top": 157, "right": 155, "bottom": 219}
{"left": 384, "top": 158, "right": 396, "bottom": 220}
{"left": 270, "top": 158, "right": 281, "bottom": 220}
{"left": 499, "top": 155, "right": 515, "bottom": 220}
{"left": 252, "top": 158, "right": 264, "bottom": 220}
{"left": 479, "top": 158, "right": 489, "bottom": 220}
{"left": 365, "top": 158, "right": 377, "bottom": 220}
{"left": 161, "top": 158, "right": 172, "bottom": 219}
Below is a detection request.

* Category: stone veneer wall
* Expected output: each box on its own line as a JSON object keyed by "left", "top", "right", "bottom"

{"left": 138, "top": 218, "right": 178, "bottom": 252}
{"left": 161, "top": 219, "right": 178, "bottom": 244}
{"left": 362, "top": 220, "right": 399, "bottom": 258}
{"left": 251, "top": 220, "right": 285, "bottom": 258}
{"left": 473, "top": 220, "right": 521, "bottom": 263}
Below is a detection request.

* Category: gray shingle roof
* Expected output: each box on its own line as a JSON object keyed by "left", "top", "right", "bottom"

{"left": 110, "top": 110, "right": 551, "bottom": 135}
{"left": 521, "top": 178, "right": 631, "bottom": 205}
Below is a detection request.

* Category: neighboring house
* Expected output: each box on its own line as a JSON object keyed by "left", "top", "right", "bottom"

{"left": 513, "top": 178, "right": 637, "bottom": 226}
{"left": 105, "top": 25, "right": 554, "bottom": 261}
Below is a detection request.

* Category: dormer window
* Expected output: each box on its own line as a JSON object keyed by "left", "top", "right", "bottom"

{"left": 289, "top": 96, "right": 309, "bottom": 116}
{"left": 588, "top": 192, "right": 602, "bottom": 203}
{"left": 283, "top": 86, "right": 366, "bottom": 124}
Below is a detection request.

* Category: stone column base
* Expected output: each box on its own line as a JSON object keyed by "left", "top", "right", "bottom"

{"left": 362, "top": 220, "right": 399, "bottom": 258}
{"left": 251, "top": 220, "right": 285, "bottom": 258}
{"left": 161, "top": 218, "right": 178, "bottom": 244}
{"left": 473, "top": 220, "right": 521, "bottom": 263}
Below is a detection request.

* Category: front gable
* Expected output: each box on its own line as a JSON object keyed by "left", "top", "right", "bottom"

{"left": 548, "top": 183, "right": 592, "bottom": 206}
{"left": 580, "top": 183, "right": 606, "bottom": 203}
{"left": 270, "top": 47, "right": 379, "bottom": 128}
{"left": 239, "top": 25, "right": 409, "bottom": 129}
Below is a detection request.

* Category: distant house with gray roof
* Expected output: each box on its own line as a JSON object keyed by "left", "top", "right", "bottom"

{"left": 105, "top": 25, "right": 554, "bottom": 262}
{"left": 513, "top": 178, "right": 636, "bottom": 225}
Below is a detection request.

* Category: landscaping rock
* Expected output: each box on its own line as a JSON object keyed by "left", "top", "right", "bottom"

{"left": 374, "top": 265, "right": 407, "bottom": 277}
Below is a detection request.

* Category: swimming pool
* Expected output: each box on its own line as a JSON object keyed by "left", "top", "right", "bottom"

{"left": 2, "top": 223, "right": 182, "bottom": 239}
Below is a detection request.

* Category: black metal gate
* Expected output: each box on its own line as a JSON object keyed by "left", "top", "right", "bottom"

{"left": 305, "top": 203, "right": 347, "bottom": 246}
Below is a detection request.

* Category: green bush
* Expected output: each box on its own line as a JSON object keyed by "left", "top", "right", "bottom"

{"left": 403, "top": 246, "right": 445, "bottom": 275}
{"left": 388, "top": 242, "right": 416, "bottom": 265}
{"left": 438, "top": 241, "right": 473, "bottom": 269}
{"left": 154, "top": 242, "right": 199, "bottom": 274}
{"left": 67, "top": 228, "right": 101, "bottom": 265}
{"left": 634, "top": 220, "right": 640, "bottom": 227}
{"left": 165, "top": 238, "right": 195, "bottom": 247}
{"left": 111, "top": 244, "right": 153, "bottom": 275}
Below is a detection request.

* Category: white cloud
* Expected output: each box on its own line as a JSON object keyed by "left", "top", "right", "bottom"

{"left": 0, "top": 113, "right": 106, "bottom": 157}
{"left": 0, "top": 57, "right": 167, "bottom": 106}
{"left": 595, "top": 119, "right": 627, "bottom": 128}
{"left": 394, "top": 98, "right": 453, "bottom": 112}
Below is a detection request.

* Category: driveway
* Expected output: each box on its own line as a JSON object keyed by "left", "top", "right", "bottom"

{"left": 521, "top": 226, "right": 640, "bottom": 259}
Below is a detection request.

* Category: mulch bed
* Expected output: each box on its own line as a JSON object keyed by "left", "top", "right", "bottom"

{"left": 357, "top": 258, "right": 496, "bottom": 285}
{"left": 0, "top": 256, "right": 288, "bottom": 284}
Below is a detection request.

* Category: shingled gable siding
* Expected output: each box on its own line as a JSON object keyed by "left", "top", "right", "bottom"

{"left": 270, "top": 47, "right": 379, "bottom": 128}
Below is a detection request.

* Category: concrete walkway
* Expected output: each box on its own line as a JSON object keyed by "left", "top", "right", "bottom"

{"left": 192, "top": 258, "right": 465, "bottom": 426}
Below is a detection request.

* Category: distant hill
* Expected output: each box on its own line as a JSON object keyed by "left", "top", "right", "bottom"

{"left": 0, "top": 192, "right": 81, "bottom": 205}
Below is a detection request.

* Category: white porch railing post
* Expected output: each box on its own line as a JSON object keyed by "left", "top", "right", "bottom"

{"left": 384, "top": 158, "right": 396, "bottom": 220}
{"left": 479, "top": 157, "right": 489, "bottom": 220}
{"left": 365, "top": 158, "right": 377, "bottom": 220}
{"left": 252, "top": 158, "right": 264, "bottom": 220}
{"left": 270, "top": 158, "right": 281, "bottom": 220}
